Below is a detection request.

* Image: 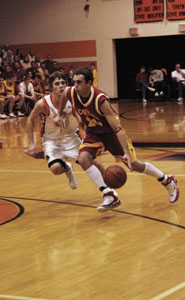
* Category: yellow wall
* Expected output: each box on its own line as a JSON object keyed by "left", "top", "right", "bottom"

{"left": 0, "top": 0, "right": 184, "bottom": 97}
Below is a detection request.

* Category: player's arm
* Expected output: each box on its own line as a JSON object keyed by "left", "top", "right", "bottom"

{"left": 100, "top": 100, "right": 132, "bottom": 171}
{"left": 53, "top": 87, "right": 68, "bottom": 127}
{"left": 27, "top": 100, "right": 46, "bottom": 156}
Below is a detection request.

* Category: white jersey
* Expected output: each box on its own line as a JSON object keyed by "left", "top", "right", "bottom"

{"left": 41, "top": 94, "right": 78, "bottom": 141}
{"left": 171, "top": 69, "right": 185, "bottom": 81}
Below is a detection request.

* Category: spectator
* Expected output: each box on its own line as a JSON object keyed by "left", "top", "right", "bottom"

{"left": 50, "top": 61, "right": 59, "bottom": 73}
{"left": 90, "top": 63, "right": 98, "bottom": 88}
{"left": 0, "top": 76, "right": 8, "bottom": 118}
{"left": 59, "top": 67, "right": 65, "bottom": 75}
{"left": 35, "top": 55, "right": 41, "bottom": 68}
{"left": 43, "top": 54, "right": 54, "bottom": 74}
{"left": 6, "top": 49, "right": 14, "bottom": 64}
{"left": 136, "top": 66, "right": 155, "bottom": 103}
{"left": 21, "top": 55, "right": 31, "bottom": 70}
{"left": 15, "top": 48, "right": 24, "bottom": 61}
{"left": 28, "top": 49, "right": 36, "bottom": 63}
{"left": 41, "top": 75, "right": 50, "bottom": 95}
{"left": 13, "top": 62, "right": 26, "bottom": 84}
{"left": 3, "top": 64, "right": 13, "bottom": 79}
{"left": 38, "top": 62, "right": 49, "bottom": 80}
{"left": 27, "top": 61, "right": 38, "bottom": 77}
{"left": 32, "top": 74, "right": 44, "bottom": 99}
{"left": 149, "top": 67, "right": 165, "bottom": 98}
{"left": 27, "top": 70, "right": 33, "bottom": 82}
{"left": 3, "top": 74, "right": 20, "bottom": 117}
{"left": 19, "top": 75, "right": 36, "bottom": 114}
{"left": 171, "top": 63, "right": 185, "bottom": 103}
{"left": 67, "top": 69, "right": 74, "bottom": 86}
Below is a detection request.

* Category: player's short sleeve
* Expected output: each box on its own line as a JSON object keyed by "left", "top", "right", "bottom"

{"left": 98, "top": 94, "right": 110, "bottom": 107}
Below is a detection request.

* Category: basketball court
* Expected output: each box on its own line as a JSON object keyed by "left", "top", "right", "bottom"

{"left": 0, "top": 100, "right": 184, "bottom": 300}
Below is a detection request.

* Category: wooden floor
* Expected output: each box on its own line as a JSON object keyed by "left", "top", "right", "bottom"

{"left": 0, "top": 100, "right": 185, "bottom": 300}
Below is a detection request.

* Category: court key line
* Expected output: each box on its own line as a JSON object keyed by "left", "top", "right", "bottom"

{"left": 150, "top": 281, "right": 185, "bottom": 300}
{"left": 0, "top": 294, "right": 51, "bottom": 300}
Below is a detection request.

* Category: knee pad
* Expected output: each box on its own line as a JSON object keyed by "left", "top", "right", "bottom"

{"left": 48, "top": 159, "right": 67, "bottom": 169}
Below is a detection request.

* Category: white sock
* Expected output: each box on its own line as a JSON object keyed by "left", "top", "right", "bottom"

{"left": 85, "top": 165, "right": 107, "bottom": 188}
{"left": 144, "top": 162, "right": 167, "bottom": 182}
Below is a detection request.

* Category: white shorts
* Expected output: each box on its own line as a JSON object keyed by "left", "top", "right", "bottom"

{"left": 42, "top": 134, "right": 81, "bottom": 165}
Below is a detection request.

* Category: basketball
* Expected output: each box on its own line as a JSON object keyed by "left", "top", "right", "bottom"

{"left": 103, "top": 165, "right": 127, "bottom": 189}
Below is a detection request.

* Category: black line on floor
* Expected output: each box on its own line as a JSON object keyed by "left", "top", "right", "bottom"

{"left": 0, "top": 195, "right": 184, "bottom": 230}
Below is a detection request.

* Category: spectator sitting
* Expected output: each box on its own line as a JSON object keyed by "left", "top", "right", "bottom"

{"left": 41, "top": 75, "right": 50, "bottom": 95}
{"left": 13, "top": 62, "right": 26, "bottom": 84}
{"left": 28, "top": 49, "right": 36, "bottom": 63}
{"left": 59, "top": 67, "right": 65, "bottom": 75}
{"left": 67, "top": 69, "right": 74, "bottom": 86}
{"left": 0, "top": 75, "right": 8, "bottom": 119}
{"left": 43, "top": 54, "right": 54, "bottom": 74}
{"left": 35, "top": 55, "right": 41, "bottom": 68}
{"left": 3, "top": 73, "right": 23, "bottom": 117}
{"left": 21, "top": 55, "right": 31, "bottom": 70}
{"left": 19, "top": 75, "right": 36, "bottom": 115}
{"left": 3, "top": 64, "right": 13, "bottom": 79}
{"left": 15, "top": 48, "right": 24, "bottom": 61}
{"left": 149, "top": 67, "right": 165, "bottom": 98}
{"left": 171, "top": 63, "right": 185, "bottom": 103}
{"left": 38, "top": 62, "right": 49, "bottom": 80}
{"left": 6, "top": 49, "right": 14, "bottom": 64}
{"left": 27, "top": 61, "right": 38, "bottom": 77}
{"left": 32, "top": 74, "right": 44, "bottom": 100}
{"left": 136, "top": 66, "right": 155, "bottom": 103}
{"left": 51, "top": 61, "right": 59, "bottom": 73}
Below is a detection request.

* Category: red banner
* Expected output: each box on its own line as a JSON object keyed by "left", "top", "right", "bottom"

{"left": 167, "top": 0, "right": 185, "bottom": 20}
{"left": 134, "top": 0, "right": 164, "bottom": 23}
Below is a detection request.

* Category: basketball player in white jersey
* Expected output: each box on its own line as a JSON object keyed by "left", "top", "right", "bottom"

{"left": 27, "top": 71, "right": 81, "bottom": 189}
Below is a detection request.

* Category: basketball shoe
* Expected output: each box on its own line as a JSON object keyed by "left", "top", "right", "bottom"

{"left": 65, "top": 162, "right": 78, "bottom": 189}
{"left": 162, "top": 175, "right": 179, "bottom": 203}
{"left": 97, "top": 187, "right": 121, "bottom": 212}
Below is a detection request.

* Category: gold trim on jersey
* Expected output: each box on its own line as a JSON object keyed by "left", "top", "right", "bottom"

{"left": 76, "top": 86, "right": 94, "bottom": 107}
{"left": 80, "top": 142, "right": 105, "bottom": 155}
{"left": 95, "top": 93, "right": 108, "bottom": 116}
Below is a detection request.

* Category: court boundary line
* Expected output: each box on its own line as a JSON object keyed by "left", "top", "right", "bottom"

{"left": 150, "top": 281, "right": 185, "bottom": 300}
{"left": 0, "top": 195, "right": 185, "bottom": 230}
{"left": 0, "top": 294, "right": 50, "bottom": 300}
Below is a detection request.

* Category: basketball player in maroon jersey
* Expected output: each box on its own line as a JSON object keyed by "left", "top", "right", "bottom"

{"left": 54, "top": 68, "right": 179, "bottom": 212}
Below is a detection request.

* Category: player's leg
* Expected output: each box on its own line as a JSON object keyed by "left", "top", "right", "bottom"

{"left": 78, "top": 146, "right": 121, "bottom": 212}
{"left": 6, "top": 95, "right": 16, "bottom": 118}
{"left": 17, "top": 94, "right": 26, "bottom": 116}
{"left": 43, "top": 139, "right": 77, "bottom": 189}
{"left": 132, "top": 160, "right": 179, "bottom": 203}
{"left": 48, "top": 159, "right": 77, "bottom": 189}
{"left": 0, "top": 100, "right": 7, "bottom": 119}
{"left": 106, "top": 131, "right": 179, "bottom": 203}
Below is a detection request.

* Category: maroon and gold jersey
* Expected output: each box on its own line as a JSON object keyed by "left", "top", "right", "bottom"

{"left": 0, "top": 84, "right": 6, "bottom": 96}
{"left": 66, "top": 86, "right": 118, "bottom": 134}
{"left": 4, "top": 81, "right": 19, "bottom": 96}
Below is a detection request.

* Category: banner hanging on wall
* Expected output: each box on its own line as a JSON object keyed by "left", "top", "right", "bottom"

{"left": 167, "top": 0, "right": 185, "bottom": 20}
{"left": 134, "top": 0, "right": 164, "bottom": 23}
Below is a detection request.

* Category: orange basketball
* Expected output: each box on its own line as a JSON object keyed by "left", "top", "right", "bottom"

{"left": 103, "top": 165, "right": 127, "bottom": 189}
